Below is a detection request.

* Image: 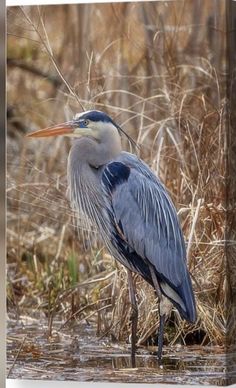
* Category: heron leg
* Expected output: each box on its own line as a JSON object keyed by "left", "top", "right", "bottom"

{"left": 157, "top": 312, "right": 166, "bottom": 365}
{"left": 149, "top": 264, "right": 165, "bottom": 365}
{"left": 127, "top": 269, "right": 138, "bottom": 368}
{"left": 149, "top": 264, "right": 162, "bottom": 300}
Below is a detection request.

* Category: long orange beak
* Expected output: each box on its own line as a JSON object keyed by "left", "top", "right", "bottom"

{"left": 26, "top": 121, "right": 74, "bottom": 138}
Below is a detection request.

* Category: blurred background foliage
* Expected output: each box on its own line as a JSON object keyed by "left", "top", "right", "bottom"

{"left": 7, "top": 0, "right": 227, "bottom": 349}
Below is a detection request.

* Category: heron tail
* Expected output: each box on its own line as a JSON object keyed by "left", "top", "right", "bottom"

{"left": 160, "top": 272, "right": 197, "bottom": 323}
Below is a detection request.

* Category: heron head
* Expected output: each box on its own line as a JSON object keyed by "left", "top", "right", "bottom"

{"left": 72, "top": 110, "right": 120, "bottom": 140}
{"left": 26, "top": 110, "right": 116, "bottom": 139}
{"left": 26, "top": 110, "right": 137, "bottom": 147}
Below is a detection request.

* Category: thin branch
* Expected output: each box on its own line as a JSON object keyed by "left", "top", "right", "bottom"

{"left": 7, "top": 58, "right": 62, "bottom": 88}
{"left": 7, "top": 336, "right": 26, "bottom": 378}
{"left": 20, "top": 7, "right": 85, "bottom": 111}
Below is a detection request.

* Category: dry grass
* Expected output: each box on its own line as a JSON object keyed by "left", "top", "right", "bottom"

{"left": 7, "top": 1, "right": 227, "bottom": 349}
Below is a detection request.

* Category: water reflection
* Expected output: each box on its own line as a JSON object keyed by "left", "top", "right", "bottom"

{"left": 7, "top": 317, "right": 228, "bottom": 385}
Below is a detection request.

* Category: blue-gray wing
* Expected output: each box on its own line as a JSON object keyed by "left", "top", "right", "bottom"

{"left": 101, "top": 155, "right": 196, "bottom": 322}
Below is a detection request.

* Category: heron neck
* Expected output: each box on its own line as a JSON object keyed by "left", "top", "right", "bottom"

{"left": 69, "top": 130, "right": 122, "bottom": 168}
{"left": 67, "top": 135, "right": 121, "bottom": 213}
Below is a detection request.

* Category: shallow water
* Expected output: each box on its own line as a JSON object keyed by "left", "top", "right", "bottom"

{"left": 7, "top": 317, "right": 229, "bottom": 385}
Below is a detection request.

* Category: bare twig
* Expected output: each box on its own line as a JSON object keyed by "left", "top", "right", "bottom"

{"left": 7, "top": 336, "right": 27, "bottom": 378}
{"left": 20, "top": 7, "right": 85, "bottom": 111}
{"left": 7, "top": 58, "right": 62, "bottom": 87}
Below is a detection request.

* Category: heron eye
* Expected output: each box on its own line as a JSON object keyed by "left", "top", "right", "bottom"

{"left": 83, "top": 119, "right": 89, "bottom": 127}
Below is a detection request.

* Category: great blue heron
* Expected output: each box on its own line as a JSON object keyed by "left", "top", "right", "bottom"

{"left": 27, "top": 110, "right": 196, "bottom": 367}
